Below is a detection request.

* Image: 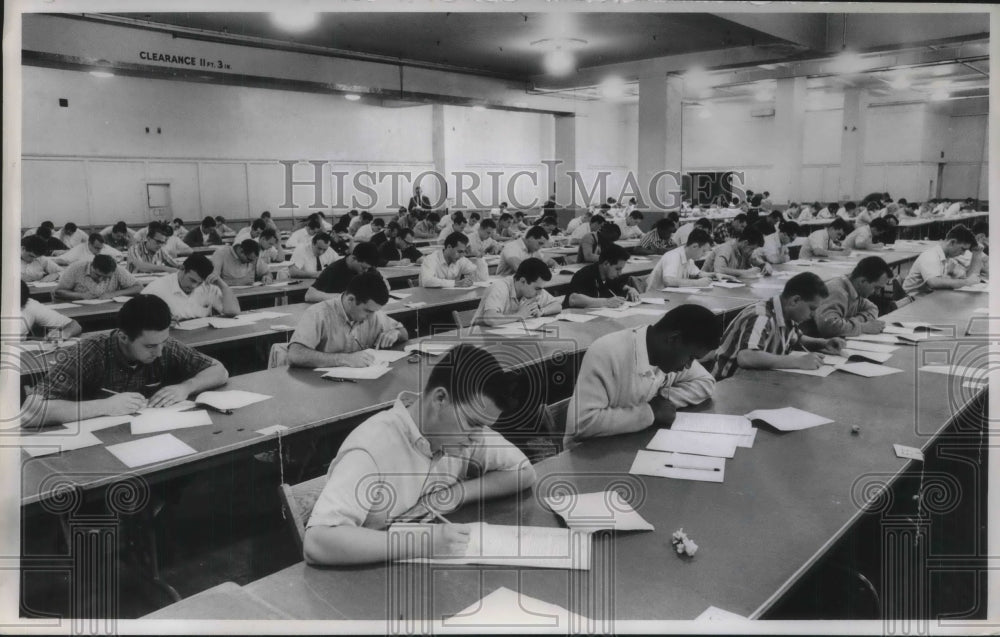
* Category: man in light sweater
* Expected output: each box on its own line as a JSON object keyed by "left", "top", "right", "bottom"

{"left": 564, "top": 304, "right": 723, "bottom": 448}
{"left": 801, "top": 256, "right": 892, "bottom": 338}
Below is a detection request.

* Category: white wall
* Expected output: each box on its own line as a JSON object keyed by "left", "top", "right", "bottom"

{"left": 570, "top": 102, "right": 634, "bottom": 206}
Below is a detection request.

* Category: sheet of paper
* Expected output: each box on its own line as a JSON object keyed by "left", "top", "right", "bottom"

{"left": 319, "top": 364, "right": 391, "bottom": 380}
{"left": 638, "top": 296, "right": 666, "bottom": 305}
{"left": 745, "top": 406, "right": 834, "bottom": 431}
{"left": 105, "top": 433, "right": 197, "bottom": 468}
{"left": 63, "top": 414, "right": 132, "bottom": 434}
{"left": 195, "top": 390, "right": 272, "bottom": 411}
{"left": 629, "top": 308, "right": 670, "bottom": 316}
{"left": 264, "top": 280, "right": 293, "bottom": 287}
{"left": 752, "top": 281, "right": 786, "bottom": 289}
{"left": 405, "top": 341, "right": 457, "bottom": 356}
{"left": 112, "top": 296, "right": 133, "bottom": 303}
{"left": 20, "top": 430, "right": 104, "bottom": 457}
{"left": 472, "top": 281, "right": 493, "bottom": 288}
{"left": 388, "top": 291, "right": 412, "bottom": 300}
{"left": 442, "top": 587, "right": 588, "bottom": 629}
{"left": 837, "top": 362, "right": 903, "bottom": 377}
{"left": 847, "top": 334, "right": 904, "bottom": 345}
{"left": 74, "top": 299, "right": 114, "bottom": 305}
{"left": 821, "top": 355, "right": 848, "bottom": 366}
{"left": 174, "top": 318, "right": 211, "bottom": 331}
{"left": 29, "top": 281, "right": 58, "bottom": 289}
{"left": 842, "top": 349, "right": 894, "bottom": 364}
{"left": 669, "top": 413, "right": 756, "bottom": 448}
{"left": 710, "top": 281, "right": 746, "bottom": 289}
{"left": 588, "top": 308, "right": 632, "bottom": 318}
{"left": 256, "top": 425, "right": 289, "bottom": 436}
{"left": 405, "top": 301, "right": 428, "bottom": 308}
{"left": 956, "top": 282, "right": 988, "bottom": 292}
{"left": 130, "top": 409, "right": 213, "bottom": 436}
{"left": 520, "top": 317, "right": 560, "bottom": 330}
{"left": 207, "top": 317, "right": 255, "bottom": 329}
{"left": 892, "top": 321, "right": 942, "bottom": 331}
{"left": 892, "top": 332, "right": 932, "bottom": 343}
{"left": 893, "top": 444, "right": 924, "bottom": 461}
{"left": 661, "top": 287, "right": 703, "bottom": 294}
{"left": 776, "top": 365, "right": 838, "bottom": 378}
{"left": 646, "top": 429, "right": 738, "bottom": 458}
{"left": 555, "top": 313, "right": 597, "bottom": 323}
{"left": 842, "top": 339, "right": 899, "bottom": 354}
{"left": 364, "top": 349, "right": 410, "bottom": 364}
{"left": 269, "top": 324, "right": 295, "bottom": 330}
{"left": 628, "top": 449, "right": 725, "bottom": 483}
{"left": 543, "top": 491, "right": 654, "bottom": 532}
{"left": 919, "top": 364, "right": 991, "bottom": 381}
{"left": 410, "top": 523, "right": 590, "bottom": 570}
{"left": 240, "top": 311, "right": 291, "bottom": 321}
{"left": 885, "top": 325, "right": 933, "bottom": 336}
{"left": 696, "top": 606, "right": 748, "bottom": 621}
{"left": 46, "top": 302, "right": 80, "bottom": 310}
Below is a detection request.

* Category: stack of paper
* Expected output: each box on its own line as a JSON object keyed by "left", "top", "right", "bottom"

{"left": 194, "top": 390, "right": 272, "bottom": 411}
{"left": 441, "top": 587, "right": 589, "bottom": 629}
{"left": 670, "top": 412, "right": 757, "bottom": 448}
{"left": 407, "top": 522, "right": 590, "bottom": 570}
{"left": 130, "top": 409, "right": 213, "bottom": 435}
{"left": 543, "top": 491, "right": 654, "bottom": 531}
{"left": 629, "top": 449, "right": 725, "bottom": 483}
{"left": 106, "top": 433, "right": 197, "bottom": 468}
{"left": 745, "top": 407, "right": 833, "bottom": 431}
{"left": 317, "top": 363, "right": 391, "bottom": 381}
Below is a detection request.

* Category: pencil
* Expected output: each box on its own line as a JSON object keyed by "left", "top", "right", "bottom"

{"left": 430, "top": 510, "right": 452, "bottom": 525}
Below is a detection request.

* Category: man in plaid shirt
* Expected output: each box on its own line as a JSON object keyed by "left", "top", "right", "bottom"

{"left": 713, "top": 213, "right": 748, "bottom": 245}
{"left": 24, "top": 295, "right": 228, "bottom": 427}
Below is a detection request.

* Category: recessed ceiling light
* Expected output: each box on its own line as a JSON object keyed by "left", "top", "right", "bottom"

{"left": 344, "top": 94, "right": 361, "bottom": 101}
{"left": 89, "top": 71, "right": 114, "bottom": 78}
{"left": 599, "top": 76, "right": 626, "bottom": 100}
{"left": 270, "top": 12, "right": 319, "bottom": 33}
{"left": 544, "top": 49, "right": 575, "bottom": 76}
{"left": 831, "top": 50, "right": 865, "bottom": 74}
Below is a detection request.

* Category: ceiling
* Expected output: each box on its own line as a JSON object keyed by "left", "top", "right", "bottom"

{"left": 108, "top": 12, "right": 785, "bottom": 80}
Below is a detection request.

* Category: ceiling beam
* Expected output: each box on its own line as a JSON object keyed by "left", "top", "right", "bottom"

{"left": 712, "top": 13, "right": 828, "bottom": 52}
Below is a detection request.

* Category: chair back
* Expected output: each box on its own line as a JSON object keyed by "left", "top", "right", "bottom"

{"left": 277, "top": 474, "right": 327, "bottom": 551}
{"left": 268, "top": 342, "right": 289, "bottom": 368}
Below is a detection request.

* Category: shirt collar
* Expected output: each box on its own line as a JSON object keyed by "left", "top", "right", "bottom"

{"left": 393, "top": 391, "right": 433, "bottom": 458}
{"left": 332, "top": 294, "right": 358, "bottom": 329}
{"left": 932, "top": 243, "right": 947, "bottom": 263}
{"left": 771, "top": 294, "right": 787, "bottom": 329}
{"left": 632, "top": 325, "right": 657, "bottom": 376}
{"left": 108, "top": 329, "right": 141, "bottom": 370}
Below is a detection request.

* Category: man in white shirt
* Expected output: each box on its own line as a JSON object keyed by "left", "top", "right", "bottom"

{"left": 20, "top": 281, "right": 82, "bottom": 339}
{"left": 570, "top": 214, "right": 604, "bottom": 244}
{"left": 140, "top": 254, "right": 241, "bottom": 321}
{"left": 758, "top": 221, "right": 799, "bottom": 265}
{"left": 354, "top": 217, "right": 382, "bottom": 243}
{"left": 56, "top": 223, "right": 90, "bottom": 249}
{"left": 472, "top": 258, "right": 562, "bottom": 327}
{"left": 497, "top": 227, "right": 556, "bottom": 276}
{"left": 647, "top": 229, "right": 714, "bottom": 290}
{"left": 234, "top": 219, "right": 266, "bottom": 245}
{"left": 351, "top": 212, "right": 375, "bottom": 239}
{"left": 289, "top": 232, "right": 338, "bottom": 279}
{"left": 673, "top": 218, "right": 712, "bottom": 246}
{"left": 565, "top": 211, "right": 592, "bottom": 236}
{"left": 466, "top": 218, "right": 500, "bottom": 257}
{"left": 564, "top": 304, "right": 723, "bottom": 447}
{"left": 617, "top": 210, "right": 644, "bottom": 240}
{"left": 20, "top": 235, "right": 63, "bottom": 283}
{"left": 800, "top": 218, "right": 851, "bottom": 259}
{"left": 52, "top": 233, "right": 123, "bottom": 266}
{"left": 286, "top": 216, "right": 323, "bottom": 249}
{"left": 419, "top": 232, "right": 484, "bottom": 288}
{"left": 437, "top": 213, "right": 467, "bottom": 243}
{"left": 902, "top": 224, "right": 984, "bottom": 295}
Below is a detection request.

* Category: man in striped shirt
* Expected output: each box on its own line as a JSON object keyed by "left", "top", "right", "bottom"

{"left": 634, "top": 218, "right": 677, "bottom": 256}
{"left": 127, "top": 222, "right": 180, "bottom": 273}
{"left": 711, "top": 272, "right": 845, "bottom": 380}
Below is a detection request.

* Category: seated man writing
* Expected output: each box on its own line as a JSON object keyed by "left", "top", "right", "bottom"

{"left": 471, "top": 258, "right": 562, "bottom": 327}
{"left": 127, "top": 222, "right": 181, "bottom": 273}
{"left": 647, "top": 228, "right": 714, "bottom": 290}
{"left": 305, "top": 242, "right": 381, "bottom": 302}
{"left": 711, "top": 272, "right": 845, "bottom": 379}
{"left": 210, "top": 239, "right": 271, "bottom": 286}
{"left": 302, "top": 344, "right": 535, "bottom": 566}
{"left": 23, "top": 295, "right": 228, "bottom": 427}
{"left": 419, "top": 232, "right": 486, "bottom": 288}
{"left": 51, "top": 232, "right": 123, "bottom": 266}
{"left": 801, "top": 256, "right": 892, "bottom": 338}
{"left": 496, "top": 226, "right": 557, "bottom": 276}
{"left": 700, "top": 228, "right": 770, "bottom": 278}
{"left": 141, "top": 254, "right": 241, "bottom": 321}
{"left": 564, "top": 304, "right": 723, "bottom": 447}
{"left": 564, "top": 244, "right": 641, "bottom": 308}
{"left": 289, "top": 232, "right": 338, "bottom": 280}
{"left": 902, "top": 224, "right": 984, "bottom": 295}
{"left": 54, "top": 254, "right": 143, "bottom": 301}
{"left": 20, "top": 281, "right": 82, "bottom": 340}
{"left": 287, "top": 271, "right": 408, "bottom": 369}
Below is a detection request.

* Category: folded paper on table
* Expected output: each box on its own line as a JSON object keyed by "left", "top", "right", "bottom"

{"left": 629, "top": 449, "right": 725, "bottom": 483}
{"left": 841, "top": 340, "right": 899, "bottom": 354}
{"left": 74, "top": 299, "right": 114, "bottom": 305}
{"left": 555, "top": 313, "right": 597, "bottom": 323}
{"left": 661, "top": 287, "right": 703, "bottom": 294}
{"left": 388, "top": 291, "right": 411, "bottom": 300}
{"left": 406, "top": 522, "right": 590, "bottom": 570}
{"left": 745, "top": 406, "right": 833, "bottom": 431}
{"left": 776, "top": 364, "right": 838, "bottom": 378}
{"left": 646, "top": 429, "right": 738, "bottom": 458}
{"left": 542, "top": 491, "right": 654, "bottom": 532}
{"left": 319, "top": 364, "right": 391, "bottom": 380}
{"left": 670, "top": 412, "right": 756, "bottom": 448}
{"left": 46, "top": 302, "right": 80, "bottom": 310}
{"left": 837, "top": 362, "right": 903, "bottom": 377}
{"left": 20, "top": 430, "right": 104, "bottom": 457}
{"left": 405, "top": 341, "right": 457, "bottom": 356}
{"left": 893, "top": 444, "right": 924, "bottom": 462}
{"left": 105, "top": 433, "right": 197, "bottom": 468}
{"left": 841, "top": 349, "right": 894, "bottom": 364}
{"left": 194, "top": 390, "right": 272, "bottom": 411}
{"left": 130, "top": 409, "right": 213, "bottom": 436}
{"left": 255, "top": 425, "right": 289, "bottom": 436}
{"left": 207, "top": 317, "right": 255, "bottom": 329}
{"left": 442, "top": 587, "right": 589, "bottom": 629}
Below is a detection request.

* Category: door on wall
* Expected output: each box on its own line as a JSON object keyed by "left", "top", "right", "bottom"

{"left": 935, "top": 163, "right": 945, "bottom": 199}
{"left": 146, "top": 182, "right": 172, "bottom": 222}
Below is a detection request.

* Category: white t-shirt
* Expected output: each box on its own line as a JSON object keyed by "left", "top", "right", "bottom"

{"left": 141, "top": 274, "right": 224, "bottom": 321}
{"left": 20, "top": 298, "right": 72, "bottom": 336}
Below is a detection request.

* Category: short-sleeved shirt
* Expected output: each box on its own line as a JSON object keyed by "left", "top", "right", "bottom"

{"left": 210, "top": 246, "right": 269, "bottom": 285}
{"left": 497, "top": 239, "right": 544, "bottom": 276}
{"left": 649, "top": 247, "right": 700, "bottom": 289}
{"left": 141, "top": 274, "right": 224, "bottom": 321}
{"left": 577, "top": 232, "right": 601, "bottom": 262}
{"left": 842, "top": 225, "right": 875, "bottom": 251}
{"left": 473, "top": 276, "right": 555, "bottom": 323}
{"left": 800, "top": 229, "right": 834, "bottom": 259}
{"left": 467, "top": 231, "right": 499, "bottom": 257}
{"left": 57, "top": 261, "right": 138, "bottom": 298}
{"left": 233, "top": 227, "right": 256, "bottom": 244}
{"left": 32, "top": 330, "right": 218, "bottom": 402}
{"left": 638, "top": 229, "right": 675, "bottom": 253}
{"left": 354, "top": 224, "right": 376, "bottom": 243}
{"left": 55, "top": 242, "right": 123, "bottom": 265}
{"left": 311, "top": 259, "right": 359, "bottom": 295}
{"left": 58, "top": 229, "right": 90, "bottom": 249}
{"left": 419, "top": 250, "right": 480, "bottom": 287}
{"left": 20, "top": 298, "right": 72, "bottom": 337}
{"left": 564, "top": 263, "right": 630, "bottom": 307}
{"left": 902, "top": 244, "right": 950, "bottom": 294}
{"left": 412, "top": 220, "right": 438, "bottom": 239}
{"left": 701, "top": 240, "right": 751, "bottom": 273}
{"left": 128, "top": 241, "right": 180, "bottom": 272}
{"left": 289, "top": 294, "right": 404, "bottom": 354}
{"left": 183, "top": 227, "right": 223, "bottom": 247}
{"left": 21, "top": 257, "right": 62, "bottom": 282}
{"left": 760, "top": 232, "right": 789, "bottom": 264}
{"left": 711, "top": 295, "right": 801, "bottom": 380}
{"left": 306, "top": 393, "right": 527, "bottom": 530}
{"left": 290, "top": 242, "right": 339, "bottom": 275}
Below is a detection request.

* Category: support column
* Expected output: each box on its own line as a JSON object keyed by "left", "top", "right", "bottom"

{"left": 431, "top": 104, "right": 448, "bottom": 205}
{"left": 637, "top": 74, "right": 684, "bottom": 211}
{"left": 553, "top": 114, "right": 577, "bottom": 207}
{"left": 773, "top": 77, "right": 807, "bottom": 204}
{"left": 838, "top": 87, "right": 868, "bottom": 201}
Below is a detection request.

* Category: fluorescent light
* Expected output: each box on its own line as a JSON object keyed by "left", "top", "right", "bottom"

{"left": 89, "top": 71, "right": 114, "bottom": 78}
{"left": 831, "top": 50, "right": 865, "bottom": 74}
{"left": 344, "top": 94, "right": 361, "bottom": 101}
{"left": 599, "top": 76, "right": 626, "bottom": 100}
{"left": 544, "top": 49, "right": 575, "bottom": 76}
{"left": 472, "top": 105, "right": 487, "bottom": 112}
{"left": 270, "top": 12, "right": 319, "bottom": 33}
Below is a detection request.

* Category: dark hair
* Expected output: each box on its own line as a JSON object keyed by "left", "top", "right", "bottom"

{"left": 737, "top": 228, "right": 765, "bottom": 247}
{"left": 827, "top": 203, "right": 839, "bottom": 212}
{"left": 426, "top": 212, "right": 441, "bottom": 224}
{"left": 751, "top": 219, "right": 775, "bottom": 236}
{"left": 946, "top": 224, "right": 977, "bottom": 248}
{"left": 469, "top": 212, "right": 481, "bottom": 222}
{"left": 972, "top": 221, "right": 988, "bottom": 236}
{"left": 845, "top": 201, "right": 857, "bottom": 211}
{"left": 654, "top": 218, "right": 676, "bottom": 235}
{"left": 21, "top": 235, "right": 47, "bottom": 255}
{"left": 851, "top": 256, "right": 893, "bottom": 282}
{"left": 87, "top": 232, "right": 105, "bottom": 246}
{"left": 346, "top": 269, "right": 390, "bottom": 306}
{"left": 653, "top": 304, "right": 723, "bottom": 351}
{"left": 91, "top": 254, "right": 117, "bottom": 274}
{"left": 238, "top": 239, "right": 261, "bottom": 257}
{"left": 306, "top": 218, "right": 322, "bottom": 231}
{"left": 173, "top": 218, "right": 185, "bottom": 225}
{"left": 869, "top": 217, "right": 890, "bottom": 234}
{"left": 479, "top": 218, "right": 496, "bottom": 230}
{"left": 215, "top": 216, "right": 226, "bottom": 223}
{"left": 307, "top": 212, "right": 322, "bottom": 223}
{"left": 499, "top": 213, "right": 513, "bottom": 223}
{"left": 830, "top": 218, "right": 853, "bottom": 233}
{"left": 598, "top": 243, "right": 631, "bottom": 265}
{"left": 398, "top": 227, "right": 414, "bottom": 240}
{"left": 182, "top": 254, "right": 214, "bottom": 279}
{"left": 312, "top": 232, "right": 332, "bottom": 245}
{"left": 348, "top": 209, "right": 359, "bottom": 216}
{"left": 398, "top": 207, "right": 407, "bottom": 214}
{"left": 118, "top": 295, "right": 172, "bottom": 338}
{"left": 451, "top": 212, "right": 467, "bottom": 226}
{"left": 424, "top": 344, "right": 510, "bottom": 410}
{"left": 63, "top": 222, "right": 78, "bottom": 234}
{"left": 694, "top": 218, "right": 713, "bottom": 229}
{"left": 386, "top": 221, "right": 401, "bottom": 233}
{"left": 37, "top": 226, "right": 53, "bottom": 239}
{"left": 39, "top": 221, "right": 55, "bottom": 230}
{"left": 443, "top": 231, "right": 470, "bottom": 248}
{"left": 686, "top": 228, "right": 713, "bottom": 247}
{"left": 260, "top": 228, "right": 278, "bottom": 241}
{"left": 598, "top": 223, "right": 622, "bottom": 242}
{"left": 628, "top": 210, "right": 644, "bottom": 220}
{"left": 778, "top": 221, "right": 800, "bottom": 236}
{"left": 21, "top": 281, "right": 30, "bottom": 308}
{"left": 251, "top": 219, "right": 266, "bottom": 232}
{"left": 360, "top": 211, "right": 374, "bottom": 223}
{"left": 260, "top": 211, "right": 272, "bottom": 219}
{"left": 782, "top": 272, "right": 829, "bottom": 302}
{"left": 524, "top": 226, "right": 549, "bottom": 241}
{"left": 590, "top": 214, "right": 606, "bottom": 226}
{"left": 201, "top": 217, "right": 217, "bottom": 229}
{"left": 733, "top": 214, "right": 747, "bottom": 224}
{"left": 352, "top": 242, "right": 380, "bottom": 267}
{"left": 514, "top": 257, "right": 553, "bottom": 284}
{"left": 666, "top": 211, "right": 681, "bottom": 224}
{"left": 371, "top": 218, "right": 385, "bottom": 228}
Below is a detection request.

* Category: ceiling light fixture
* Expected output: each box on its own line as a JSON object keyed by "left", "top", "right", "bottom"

{"left": 831, "top": 14, "right": 866, "bottom": 75}
{"left": 344, "top": 93, "right": 361, "bottom": 101}
{"left": 599, "top": 76, "right": 626, "bottom": 100}
{"left": 889, "top": 73, "right": 911, "bottom": 90}
{"left": 472, "top": 105, "right": 487, "bottom": 112}
{"left": 532, "top": 38, "right": 586, "bottom": 77}
{"left": 89, "top": 70, "right": 114, "bottom": 78}
{"left": 270, "top": 11, "right": 319, "bottom": 33}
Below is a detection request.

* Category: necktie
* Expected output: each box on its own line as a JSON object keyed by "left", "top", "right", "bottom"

{"left": 315, "top": 254, "right": 322, "bottom": 272}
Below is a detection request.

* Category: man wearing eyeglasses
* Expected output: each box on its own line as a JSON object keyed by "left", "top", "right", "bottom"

{"left": 127, "top": 221, "right": 180, "bottom": 273}
{"left": 378, "top": 227, "right": 425, "bottom": 267}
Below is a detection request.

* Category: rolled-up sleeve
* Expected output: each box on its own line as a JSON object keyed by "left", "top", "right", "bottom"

{"left": 659, "top": 361, "right": 715, "bottom": 407}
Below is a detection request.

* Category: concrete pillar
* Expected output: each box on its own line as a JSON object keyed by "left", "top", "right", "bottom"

{"left": 431, "top": 104, "right": 447, "bottom": 205}
{"left": 773, "top": 76, "right": 807, "bottom": 204}
{"left": 838, "top": 87, "right": 868, "bottom": 201}
{"left": 637, "top": 74, "right": 684, "bottom": 210}
{"left": 553, "top": 114, "right": 577, "bottom": 206}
